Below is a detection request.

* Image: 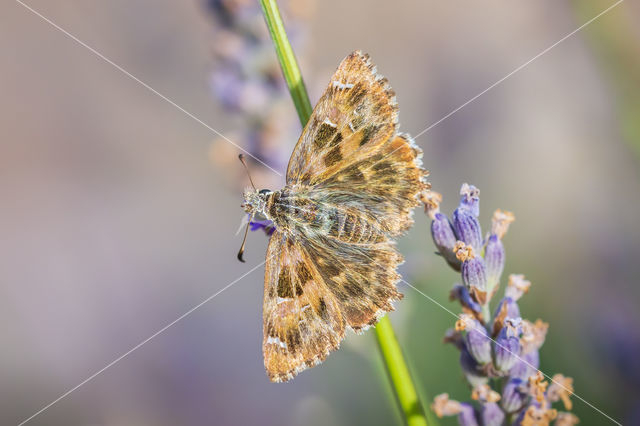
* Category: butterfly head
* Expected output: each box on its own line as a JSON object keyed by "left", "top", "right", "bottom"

{"left": 242, "top": 188, "right": 272, "bottom": 216}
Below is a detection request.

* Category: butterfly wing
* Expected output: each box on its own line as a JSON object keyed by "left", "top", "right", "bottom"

{"left": 263, "top": 230, "right": 345, "bottom": 382}
{"left": 286, "top": 51, "right": 427, "bottom": 235}
{"left": 286, "top": 51, "right": 398, "bottom": 186}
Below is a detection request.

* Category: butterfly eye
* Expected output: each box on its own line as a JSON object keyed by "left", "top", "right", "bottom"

{"left": 259, "top": 189, "right": 271, "bottom": 195}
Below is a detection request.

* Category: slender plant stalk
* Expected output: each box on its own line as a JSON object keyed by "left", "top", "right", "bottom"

{"left": 259, "top": 1, "right": 428, "bottom": 425}
{"left": 259, "top": 0, "right": 313, "bottom": 126}
{"left": 375, "top": 317, "right": 428, "bottom": 426}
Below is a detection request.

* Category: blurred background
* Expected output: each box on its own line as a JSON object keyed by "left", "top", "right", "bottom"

{"left": 1, "top": 0, "right": 639, "bottom": 425}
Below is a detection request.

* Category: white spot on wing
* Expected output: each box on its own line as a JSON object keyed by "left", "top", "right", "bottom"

{"left": 332, "top": 81, "right": 354, "bottom": 90}
{"left": 266, "top": 336, "right": 288, "bottom": 349}
{"left": 323, "top": 118, "right": 337, "bottom": 127}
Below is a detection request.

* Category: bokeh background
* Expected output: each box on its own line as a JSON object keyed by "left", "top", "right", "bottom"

{"left": 1, "top": 0, "right": 639, "bottom": 425}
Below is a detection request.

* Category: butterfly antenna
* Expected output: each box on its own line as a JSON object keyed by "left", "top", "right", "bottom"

{"left": 238, "top": 154, "right": 257, "bottom": 191}
{"left": 237, "top": 218, "right": 251, "bottom": 263}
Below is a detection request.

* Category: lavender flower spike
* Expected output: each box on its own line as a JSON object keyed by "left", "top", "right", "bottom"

{"left": 452, "top": 184, "right": 483, "bottom": 253}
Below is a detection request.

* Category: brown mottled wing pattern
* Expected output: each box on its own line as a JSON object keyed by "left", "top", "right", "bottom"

{"left": 286, "top": 51, "right": 398, "bottom": 186}
{"left": 263, "top": 230, "right": 345, "bottom": 382}
{"left": 263, "top": 51, "right": 428, "bottom": 382}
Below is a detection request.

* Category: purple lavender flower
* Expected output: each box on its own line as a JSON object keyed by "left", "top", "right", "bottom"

{"left": 450, "top": 284, "right": 482, "bottom": 314}
{"left": 422, "top": 191, "right": 461, "bottom": 271}
{"left": 457, "top": 315, "right": 492, "bottom": 365}
{"left": 484, "top": 234, "right": 504, "bottom": 291}
{"left": 501, "top": 377, "right": 529, "bottom": 413}
{"left": 249, "top": 217, "right": 275, "bottom": 236}
{"left": 509, "top": 350, "right": 540, "bottom": 381}
{"left": 455, "top": 242, "right": 488, "bottom": 304}
{"left": 452, "top": 205, "right": 482, "bottom": 255}
{"left": 460, "top": 347, "right": 489, "bottom": 388}
{"left": 428, "top": 185, "right": 578, "bottom": 425}
{"left": 479, "top": 402, "right": 505, "bottom": 426}
{"left": 493, "top": 319, "right": 522, "bottom": 372}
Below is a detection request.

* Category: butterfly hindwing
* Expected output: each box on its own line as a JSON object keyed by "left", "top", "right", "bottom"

{"left": 263, "top": 230, "right": 345, "bottom": 382}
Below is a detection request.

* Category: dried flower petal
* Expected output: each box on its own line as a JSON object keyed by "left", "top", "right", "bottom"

{"left": 506, "top": 274, "right": 531, "bottom": 301}
{"left": 555, "top": 412, "right": 580, "bottom": 426}
{"left": 520, "top": 403, "right": 558, "bottom": 426}
{"left": 521, "top": 319, "right": 549, "bottom": 354}
{"left": 421, "top": 190, "right": 442, "bottom": 219}
{"left": 527, "top": 371, "right": 549, "bottom": 403}
{"left": 547, "top": 374, "right": 574, "bottom": 411}
{"left": 491, "top": 209, "right": 515, "bottom": 239}
{"left": 472, "top": 384, "right": 501, "bottom": 403}
{"left": 431, "top": 393, "right": 463, "bottom": 417}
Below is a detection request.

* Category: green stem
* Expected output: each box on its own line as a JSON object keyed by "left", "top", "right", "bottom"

{"left": 375, "top": 317, "right": 429, "bottom": 426}
{"left": 259, "top": 0, "right": 313, "bottom": 126}
{"left": 260, "top": 2, "right": 428, "bottom": 425}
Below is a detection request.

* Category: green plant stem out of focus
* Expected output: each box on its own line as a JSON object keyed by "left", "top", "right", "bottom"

{"left": 259, "top": 1, "right": 428, "bottom": 425}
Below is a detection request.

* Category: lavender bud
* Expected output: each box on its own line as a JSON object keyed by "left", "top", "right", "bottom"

{"left": 492, "top": 297, "right": 521, "bottom": 323}
{"left": 450, "top": 284, "right": 482, "bottom": 314}
{"left": 460, "top": 347, "right": 489, "bottom": 388}
{"left": 479, "top": 402, "right": 505, "bottom": 426}
{"left": 455, "top": 243, "right": 488, "bottom": 304}
{"left": 452, "top": 207, "right": 482, "bottom": 253}
{"left": 484, "top": 235, "right": 504, "bottom": 292}
{"left": 459, "top": 183, "right": 480, "bottom": 217}
{"left": 509, "top": 350, "right": 540, "bottom": 380}
{"left": 431, "top": 213, "right": 461, "bottom": 271}
{"left": 458, "top": 403, "right": 480, "bottom": 426}
{"left": 457, "top": 315, "right": 492, "bottom": 365}
{"left": 493, "top": 320, "right": 522, "bottom": 372}
{"left": 501, "top": 378, "right": 529, "bottom": 413}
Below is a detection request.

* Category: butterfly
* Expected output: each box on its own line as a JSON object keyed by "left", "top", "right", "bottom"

{"left": 241, "top": 51, "right": 429, "bottom": 382}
